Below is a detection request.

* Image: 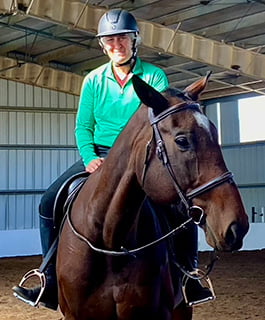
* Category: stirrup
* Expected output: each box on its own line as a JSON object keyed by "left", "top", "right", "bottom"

{"left": 13, "top": 269, "right": 46, "bottom": 308}
{"left": 182, "top": 269, "right": 216, "bottom": 307}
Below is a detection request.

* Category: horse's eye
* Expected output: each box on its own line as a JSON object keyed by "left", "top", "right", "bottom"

{"left": 175, "top": 135, "right": 190, "bottom": 150}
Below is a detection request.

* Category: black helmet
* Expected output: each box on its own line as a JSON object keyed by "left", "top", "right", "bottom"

{"left": 96, "top": 9, "right": 139, "bottom": 37}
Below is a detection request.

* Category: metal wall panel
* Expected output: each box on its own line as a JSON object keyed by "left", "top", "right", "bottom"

{"left": 223, "top": 144, "right": 265, "bottom": 218}
{"left": 220, "top": 100, "right": 240, "bottom": 145}
{"left": 0, "top": 194, "right": 41, "bottom": 230}
{"left": 206, "top": 99, "right": 265, "bottom": 221}
{"left": 0, "top": 78, "right": 8, "bottom": 105}
{"left": 0, "top": 148, "right": 79, "bottom": 190}
{"left": 0, "top": 78, "right": 80, "bottom": 231}
{"left": 1, "top": 111, "right": 76, "bottom": 145}
{"left": 1, "top": 78, "right": 265, "bottom": 248}
{"left": 223, "top": 144, "right": 265, "bottom": 185}
{"left": 240, "top": 188, "right": 265, "bottom": 223}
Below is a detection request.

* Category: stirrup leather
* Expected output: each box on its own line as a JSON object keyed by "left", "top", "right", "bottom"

{"left": 13, "top": 269, "right": 46, "bottom": 308}
{"left": 182, "top": 268, "right": 216, "bottom": 307}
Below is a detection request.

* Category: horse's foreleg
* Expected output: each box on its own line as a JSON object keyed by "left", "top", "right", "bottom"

{"left": 172, "top": 302, "right": 192, "bottom": 320}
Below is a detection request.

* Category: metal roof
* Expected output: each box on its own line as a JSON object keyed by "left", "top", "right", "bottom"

{"left": 1, "top": 0, "right": 265, "bottom": 100}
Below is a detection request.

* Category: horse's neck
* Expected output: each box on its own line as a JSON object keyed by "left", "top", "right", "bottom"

{"left": 101, "top": 168, "right": 145, "bottom": 249}
{"left": 84, "top": 126, "right": 149, "bottom": 249}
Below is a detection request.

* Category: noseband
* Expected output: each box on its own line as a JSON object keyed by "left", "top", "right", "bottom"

{"left": 147, "top": 102, "right": 234, "bottom": 224}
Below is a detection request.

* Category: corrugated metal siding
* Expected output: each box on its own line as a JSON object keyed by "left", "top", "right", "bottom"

{"left": 1, "top": 79, "right": 264, "bottom": 234}
{"left": 206, "top": 99, "right": 265, "bottom": 221}
{"left": 222, "top": 144, "right": 265, "bottom": 219}
{"left": 0, "top": 194, "right": 41, "bottom": 230}
{"left": 223, "top": 144, "right": 265, "bottom": 185}
{"left": 220, "top": 100, "right": 240, "bottom": 144}
{"left": 0, "top": 79, "right": 80, "bottom": 231}
{"left": 240, "top": 188, "right": 265, "bottom": 222}
{"left": 0, "top": 111, "right": 76, "bottom": 144}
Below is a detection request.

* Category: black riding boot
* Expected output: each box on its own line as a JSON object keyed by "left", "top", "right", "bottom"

{"left": 12, "top": 216, "right": 58, "bottom": 310}
{"left": 12, "top": 264, "right": 58, "bottom": 310}
{"left": 146, "top": 201, "right": 214, "bottom": 306}
{"left": 174, "top": 218, "right": 214, "bottom": 306}
{"left": 178, "top": 224, "right": 215, "bottom": 306}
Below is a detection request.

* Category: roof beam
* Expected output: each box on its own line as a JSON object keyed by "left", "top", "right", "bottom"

{"left": 20, "top": 0, "right": 265, "bottom": 81}
{"left": 0, "top": 55, "right": 83, "bottom": 94}
{"left": 152, "top": 0, "right": 249, "bottom": 26}
{"left": 139, "top": 21, "right": 265, "bottom": 81}
{"left": 193, "top": 11, "right": 265, "bottom": 40}
{"left": 1, "top": 0, "right": 265, "bottom": 94}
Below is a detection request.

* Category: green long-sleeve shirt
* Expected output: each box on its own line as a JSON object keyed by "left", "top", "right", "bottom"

{"left": 75, "top": 57, "right": 169, "bottom": 166}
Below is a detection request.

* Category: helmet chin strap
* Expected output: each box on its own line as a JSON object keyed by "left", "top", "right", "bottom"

{"left": 114, "top": 55, "right": 136, "bottom": 67}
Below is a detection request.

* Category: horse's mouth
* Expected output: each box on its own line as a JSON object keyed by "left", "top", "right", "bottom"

{"left": 224, "top": 222, "right": 246, "bottom": 251}
{"left": 204, "top": 222, "right": 246, "bottom": 252}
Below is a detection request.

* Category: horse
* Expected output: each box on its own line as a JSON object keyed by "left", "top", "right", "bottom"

{"left": 56, "top": 73, "right": 249, "bottom": 320}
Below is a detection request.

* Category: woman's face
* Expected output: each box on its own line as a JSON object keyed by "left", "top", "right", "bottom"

{"left": 100, "top": 33, "right": 134, "bottom": 65}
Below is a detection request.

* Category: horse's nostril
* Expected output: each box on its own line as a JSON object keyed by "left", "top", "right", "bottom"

{"left": 225, "top": 223, "right": 243, "bottom": 251}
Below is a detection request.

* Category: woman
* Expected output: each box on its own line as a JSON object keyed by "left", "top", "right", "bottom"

{"left": 13, "top": 9, "right": 167, "bottom": 310}
{"left": 13, "top": 9, "right": 212, "bottom": 310}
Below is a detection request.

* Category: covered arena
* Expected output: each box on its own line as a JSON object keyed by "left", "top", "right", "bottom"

{"left": 0, "top": 1, "right": 265, "bottom": 319}
{"left": 1, "top": 251, "right": 265, "bottom": 319}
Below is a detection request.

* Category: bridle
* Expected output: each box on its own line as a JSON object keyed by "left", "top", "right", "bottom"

{"left": 146, "top": 102, "right": 234, "bottom": 225}
{"left": 67, "top": 101, "right": 233, "bottom": 260}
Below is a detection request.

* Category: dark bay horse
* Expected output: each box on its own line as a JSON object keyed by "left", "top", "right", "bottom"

{"left": 57, "top": 74, "right": 249, "bottom": 320}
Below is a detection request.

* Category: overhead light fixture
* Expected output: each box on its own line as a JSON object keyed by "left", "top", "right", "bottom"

{"left": 231, "top": 64, "right": 240, "bottom": 70}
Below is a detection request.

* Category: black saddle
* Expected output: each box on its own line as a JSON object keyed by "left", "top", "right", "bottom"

{"left": 53, "top": 171, "right": 89, "bottom": 230}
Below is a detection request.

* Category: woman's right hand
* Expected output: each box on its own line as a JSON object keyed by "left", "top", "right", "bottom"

{"left": 85, "top": 158, "right": 104, "bottom": 173}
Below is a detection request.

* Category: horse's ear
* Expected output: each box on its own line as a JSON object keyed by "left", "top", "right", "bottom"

{"left": 184, "top": 71, "right": 212, "bottom": 101}
{"left": 132, "top": 75, "right": 169, "bottom": 115}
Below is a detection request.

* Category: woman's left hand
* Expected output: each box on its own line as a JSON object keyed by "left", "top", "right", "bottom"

{"left": 85, "top": 158, "right": 104, "bottom": 173}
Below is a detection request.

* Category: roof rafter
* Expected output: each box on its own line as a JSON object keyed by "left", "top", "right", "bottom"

{"left": 0, "top": 0, "right": 265, "bottom": 98}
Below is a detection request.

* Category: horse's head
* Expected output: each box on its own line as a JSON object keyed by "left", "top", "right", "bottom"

{"left": 132, "top": 74, "right": 249, "bottom": 252}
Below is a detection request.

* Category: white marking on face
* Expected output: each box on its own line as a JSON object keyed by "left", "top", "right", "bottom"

{"left": 194, "top": 112, "right": 213, "bottom": 140}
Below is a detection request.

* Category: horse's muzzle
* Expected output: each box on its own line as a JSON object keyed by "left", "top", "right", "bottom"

{"left": 224, "top": 222, "right": 249, "bottom": 251}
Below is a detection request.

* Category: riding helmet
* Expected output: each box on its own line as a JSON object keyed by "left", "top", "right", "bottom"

{"left": 96, "top": 9, "right": 139, "bottom": 37}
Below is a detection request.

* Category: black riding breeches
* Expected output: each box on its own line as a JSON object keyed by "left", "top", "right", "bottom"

{"left": 38, "top": 145, "right": 111, "bottom": 256}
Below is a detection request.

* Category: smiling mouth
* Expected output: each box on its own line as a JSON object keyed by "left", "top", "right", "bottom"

{"left": 115, "top": 52, "right": 125, "bottom": 56}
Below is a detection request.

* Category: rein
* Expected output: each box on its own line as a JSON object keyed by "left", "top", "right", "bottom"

{"left": 67, "top": 208, "right": 217, "bottom": 279}
{"left": 67, "top": 210, "right": 194, "bottom": 257}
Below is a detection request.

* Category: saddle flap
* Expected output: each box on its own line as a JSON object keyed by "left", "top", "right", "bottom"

{"left": 53, "top": 172, "right": 89, "bottom": 230}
